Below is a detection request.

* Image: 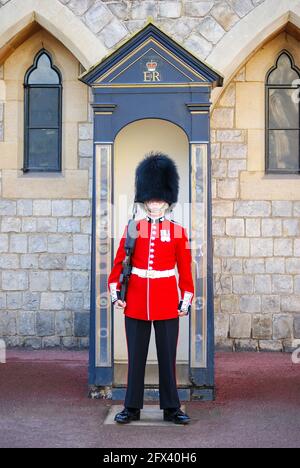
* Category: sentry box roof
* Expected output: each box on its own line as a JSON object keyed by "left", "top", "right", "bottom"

{"left": 79, "top": 20, "right": 224, "bottom": 89}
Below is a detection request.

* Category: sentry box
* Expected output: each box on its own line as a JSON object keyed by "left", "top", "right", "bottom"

{"left": 79, "top": 20, "right": 223, "bottom": 402}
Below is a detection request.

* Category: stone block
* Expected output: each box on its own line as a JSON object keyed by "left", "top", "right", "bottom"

{"left": 197, "top": 16, "right": 225, "bottom": 44}
{"left": 211, "top": 107, "right": 234, "bottom": 129}
{"left": 42, "top": 336, "right": 61, "bottom": 348}
{"left": 0, "top": 311, "right": 16, "bottom": 335}
{"left": 245, "top": 218, "right": 260, "bottom": 237}
{"left": 29, "top": 271, "right": 49, "bottom": 291}
{"left": 228, "top": 159, "right": 246, "bottom": 178}
{"left": 50, "top": 271, "right": 72, "bottom": 291}
{"left": 48, "top": 234, "right": 72, "bottom": 253}
{"left": 73, "top": 234, "right": 90, "bottom": 254}
{"left": 2, "top": 271, "right": 28, "bottom": 290}
{"left": 18, "top": 311, "right": 36, "bottom": 336}
{"left": 262, "top": 219, "right": 282, "bottom": 237}
{"left": 28, "top": 234, "right": 47, "bottom": 253}
{"left": 261, "top": 295, "right": 280, "bottom": 314}
{"left": 281, "top": 296, "right": 300, "bottom": 313}
{"left": 217, "top": 179, "right": 238, "bottom": 199}
{"left": 52, "top": 200, "right": 72, "bottom": 216}
{"left": 37, "top": 218, "right": 57, "bottom": 233}
{"left": 0, "top": 234, "right": 9, "bottom": 252}
{"left": 0, "top": 200, "right": 16, "bottom": 216}
{"left": 73, "top": 200, "right": 90, "bottom": 217}
{"left": 265, "top": 258, "right": 285, "bottom": 274}
{"left": 250, "top": 238, "right": 273, "bottom": 257}
{"left": 239, "top": 295, "right": 261, "bottom": 314}
{"left": 22, "top": 292, "right": 40, "bottom": 311}
{"left": 221, "top": 143, "right": 247, "bottom": 159}
{"left": 230, "top": 314, "right": 251, "bottom": 338}
{"left": 214, "top": 313, "right": 229, "bottom": 338}
{"left": 273, "top": 315, "right": 293, "bottom": 340}
{"left": 84, "top": 1, "right": 112, "bottom": 34}
{"left": 233, "top": 275, "right": 253, "bottom": 294}
{"left": 283, "top": 219, "right": 300, "bottom": 237}
{"left": 39, "top": 254, "right": 66, "bottom": 270}
{"left": 228, "top": 0, "right": 254, "bottom": 17}
{"left": 158, "top": 1, "right": 182, "bottom": 18}
{"left": 286, "top": 259, "right": 300, "bottom": 274}
{"left": 33, "top": 200, "right": 51, "bottom": 216}
{"left": 0, "top": 254, "right": 19, "bottom": 269}
{"left": 235, "top": 339, "right": 258, "bottom": 351}
{"left": 36, "top": 312, "right": 55, "bottom": 337}
{"left": 55, "top": 310, "right": 73, "bottom": 337}
{"left": 259, "top": 340, "right": 283, "bottom": 352}
{"left": 72, "top": 271, "right": 90, "bottom": 291}
{"left": 214, "top": 238, "right": 234, "bottom": 257}
{"left": 234, "top": 201, "right": 270, "bottom": 217}
{"left": 243, "top": 258, "right": 264, "bottom": 274}
{"left": 252, "top": 314, "right": 272, "bottom": 339}
{"left": 17, "top": 200, "right": 33, "bottom": 216}
{"left": 74, "top": 312, "right": 90, "bottom": 337}
{"left": 65, "top": 292, "right": 84, "bottom": 310}
{"left": 212, "top": 201, "right": 233, "bottom": 217}
{"left": 211, "top": 1, "right": 239, "bottom": 30}
{"left": 9, "top": 234, "right": 27, "bottom": 253}
{"left": 272, "top": 201, "right": 292, "bottom": 217}
{"left": 293, "top": 316, "right": 300, "bottom": 339}
{"left": 40, "top": 293, "right": 65, "bottom": 311}
{"left": 184, "top": 1, "right": 213, "bottom": 17}
{"left": 235, "top": 238, "right": 249, "bottom": 257}
{"left": 66, "top": 255, "right": 90, "bottom": 270}
{"left": 1, "top": 217, "right": 21, "bottom": 232}
{"left": 58, "top": 218, "right": 81, "bottom": 233}
{"left": 254, "top": 275, "right": 271, "bottom": 294}
{"left": 272, "top": 275, "right": 293, "bottom": 294}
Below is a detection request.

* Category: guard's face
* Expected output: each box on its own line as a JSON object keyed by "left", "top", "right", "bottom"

{"left": 144, "top": 199, "right": 168, "bottom": 214}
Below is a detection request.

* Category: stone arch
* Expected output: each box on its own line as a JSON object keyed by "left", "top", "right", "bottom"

{"left": 0, "top": 0, "right": 109, "bottom": 69}
{"left": 208, "top": 0, "right": 300, "bottom": 105}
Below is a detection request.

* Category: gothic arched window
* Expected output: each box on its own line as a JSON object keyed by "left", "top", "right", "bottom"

{"left": 265, "top": 50, "right": 300, "bottom": 173}
{"left": 23, "top": 49, "right": 62, "bottom": 172}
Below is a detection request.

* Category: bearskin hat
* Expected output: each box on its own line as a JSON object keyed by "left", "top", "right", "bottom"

{"left": 134, "top": 151, "right": 179, "bottom": 205}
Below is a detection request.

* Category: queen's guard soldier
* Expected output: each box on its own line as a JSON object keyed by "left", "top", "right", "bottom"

{"left": 108, "top": 152, "right": 195, "bottom": 424}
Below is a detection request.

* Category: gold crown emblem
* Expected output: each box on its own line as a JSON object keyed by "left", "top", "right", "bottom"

{"left": 146, "top": 60, "right": 157, "bottom": 72}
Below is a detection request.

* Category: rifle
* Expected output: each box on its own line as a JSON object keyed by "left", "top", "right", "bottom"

{"left": 119, "top": 218, "right": 138, "bottom": 302}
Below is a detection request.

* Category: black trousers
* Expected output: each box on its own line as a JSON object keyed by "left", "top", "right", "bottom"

{"left": 124, "top": 315, "right": 181, "bottom": 410}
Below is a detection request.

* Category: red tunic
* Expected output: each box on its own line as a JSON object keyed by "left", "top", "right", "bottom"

{"left": 108, "top": 215, "right": 195, "bottom": 321}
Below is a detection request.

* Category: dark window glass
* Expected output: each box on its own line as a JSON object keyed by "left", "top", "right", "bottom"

{"left": 24, "top": 50, "right": 62, "bottom": 172}
{"left": 29, "top": 88, "right": 60, "bottom": 127}
{"left": 266, "top": 51, "right": 300, "bottom": 174}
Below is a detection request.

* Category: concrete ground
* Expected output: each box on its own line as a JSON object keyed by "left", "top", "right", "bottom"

{"left": 0, "top": 350, "right": 299, "bottom": 448}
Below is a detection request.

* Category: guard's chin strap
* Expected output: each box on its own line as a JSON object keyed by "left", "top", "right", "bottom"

{"left": 132, "top": 202, "right": 138, "bottom": 220}
{"left": 143, "top": 201, "right": 169, "bottom": 218}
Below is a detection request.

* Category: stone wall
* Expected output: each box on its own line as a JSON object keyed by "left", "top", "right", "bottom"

{"left": 1, "top": 0, "right": 299, "bottom": 351}
{"left": 0, "top": 29, "right": 93, "bottom": 349}
{"left": 57, "top": 0, "right": 267, "bottom": 56}
{"left": 211, "top": 31, "right": 300, "bottom": 352}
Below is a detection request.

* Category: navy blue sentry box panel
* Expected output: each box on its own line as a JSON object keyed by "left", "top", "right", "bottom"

{"left": 79, "top": 20, "right": 223, "bottom": 401}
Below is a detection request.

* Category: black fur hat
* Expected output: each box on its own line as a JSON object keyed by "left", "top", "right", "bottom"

{"left": 134, "top": 151, "right": 179, "bottom": 205}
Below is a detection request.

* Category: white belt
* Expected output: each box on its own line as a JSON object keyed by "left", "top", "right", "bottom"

{"left": 131, "top": 267, "right": 176, "bottom": 279}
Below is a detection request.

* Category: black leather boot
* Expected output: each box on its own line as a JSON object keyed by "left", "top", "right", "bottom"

{"left": 163, "top": 407, "right": 191, "bottom": 425}
{"left": 114, "top": 407, "right": 141, "bottom": 424}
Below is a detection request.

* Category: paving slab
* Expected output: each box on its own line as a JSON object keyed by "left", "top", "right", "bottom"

{"left": 0, "top": 350, "right": 299, "bottom": 448}
{"left": 104, "top": 405, "right": 186, "bottom": 426}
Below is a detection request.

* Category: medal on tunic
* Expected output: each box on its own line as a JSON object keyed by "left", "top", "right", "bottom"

{"left": 160, "top": 229, "right": 171, "bottom": 242}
